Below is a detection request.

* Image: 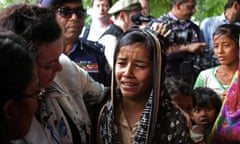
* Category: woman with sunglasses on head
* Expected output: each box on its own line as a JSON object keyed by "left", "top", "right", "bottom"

{"left": 97, "top": 27, "right": 194, "bottom": 144}
{"left": 0, "top": 31, "right": 40, "bottom": 143}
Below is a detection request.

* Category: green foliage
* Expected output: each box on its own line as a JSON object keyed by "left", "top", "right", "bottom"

{"left": 83, "top": 0, "right": 91, "bottom": 9}
{"left": 194, "top": 0, "right": 227, "bottom": 23}
{"left": 149, "top": 0, "right": 227, "bottom": 24}
{"left": 149, "top": 0, "right": 172, "bottom": 18}
{"left": 0, "top": 0, "right": 22, "bottom": 7}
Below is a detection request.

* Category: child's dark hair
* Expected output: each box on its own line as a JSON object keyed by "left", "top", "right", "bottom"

{"left": 165, "top": 77, "right": 193, "bottom": 99}
{"left": 193, "top": 87, "right": 222, "bottom": 114}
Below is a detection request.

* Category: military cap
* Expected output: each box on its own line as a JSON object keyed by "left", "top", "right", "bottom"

{"left": 108, "top": 0, "right": 142, "bottom": 14}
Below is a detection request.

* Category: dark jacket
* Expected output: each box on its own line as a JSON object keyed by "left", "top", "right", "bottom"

{"left": 69, "top": 38, "right": 111, "bottom": 86}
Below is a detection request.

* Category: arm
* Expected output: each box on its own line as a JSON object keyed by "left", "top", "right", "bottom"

{"left": 57, "top": 54, "right": 105, "bottom": 106}
{"left": 166, "top": 42, "right": 207, "bottom": 54}
{"left": 150, "top": 21, "right": 207, "bottom": 54}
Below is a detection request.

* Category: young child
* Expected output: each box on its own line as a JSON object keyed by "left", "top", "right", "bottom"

{"left": 165, "top": 77, "right": 194, "bottom": 129}
{"left": 191, "top": 87, "right": 222, "bottom": 143}
{"left": 165, "top": 78, "right": 193, "bottom": 116}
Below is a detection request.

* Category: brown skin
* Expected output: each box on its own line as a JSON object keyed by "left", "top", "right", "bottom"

{"left": 55, "top": 2, "right": 85, "bottom": 55}
{"left": 225, "top": 1, "right": 240, "bottom": 23}
{"left": 172, "top": 0, "right": 196, "bottom": 20}
{"left": 115, "top": 42, "right": 153, "bottom": 128}
{"left": 36, "top": 37, "right": 63, "bottom": 88}
{"left": 3, "top": 67, "right": 39, "bottom": 139}
{"left": 167, "top": 0, "right": 207, "bottom": 54}
{"left": 213, "top": 34, "right": 239, "bottom": 99}
{"left": 191, "top": 103, "right": 217, "bottom": 129}
{"left": 172, "top": 95, "right": 193, "bottom": 116}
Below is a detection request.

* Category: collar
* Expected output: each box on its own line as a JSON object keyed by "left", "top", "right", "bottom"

{"left": 69, "top": 39, "right": 83, "bottom": 55}
{"left": 167, "top": 12, "right": 179, "bottom": 20}
{"left": 220, "top": 13, "right": 230, "bottom": 23}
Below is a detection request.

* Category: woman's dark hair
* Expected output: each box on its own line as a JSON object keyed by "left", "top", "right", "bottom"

{"left": 0, "top": 3, "right": 62, "bottom": 60}
{"left": 114, "top": 28, "right": 154, "bottom": 63}
{"left": 213, "top": 24, "right": 240, "bottom": 47}
{"left": 0, "top": 31, "right": 35, "bottom": 107}
{"left": 193, "top": 87, "right": 222, "bottom": 114}
{"left": 114, "top": 27, "right": 166, "bottom": 83}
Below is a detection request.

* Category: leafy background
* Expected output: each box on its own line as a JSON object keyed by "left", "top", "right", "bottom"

{"left": 0, "top": 0, "right": 227, "bottom": 24}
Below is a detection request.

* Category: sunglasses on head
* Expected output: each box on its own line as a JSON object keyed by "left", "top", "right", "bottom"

{"left": 57, "top": 7, "right": 86, "bottom": 19}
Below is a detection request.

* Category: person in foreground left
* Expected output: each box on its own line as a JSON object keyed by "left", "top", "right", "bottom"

{"left": 0, "top": 3, "right": 106, "bottom": 144}
{"left": 0, "top": 31, "right": 40, "bottom": 143}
